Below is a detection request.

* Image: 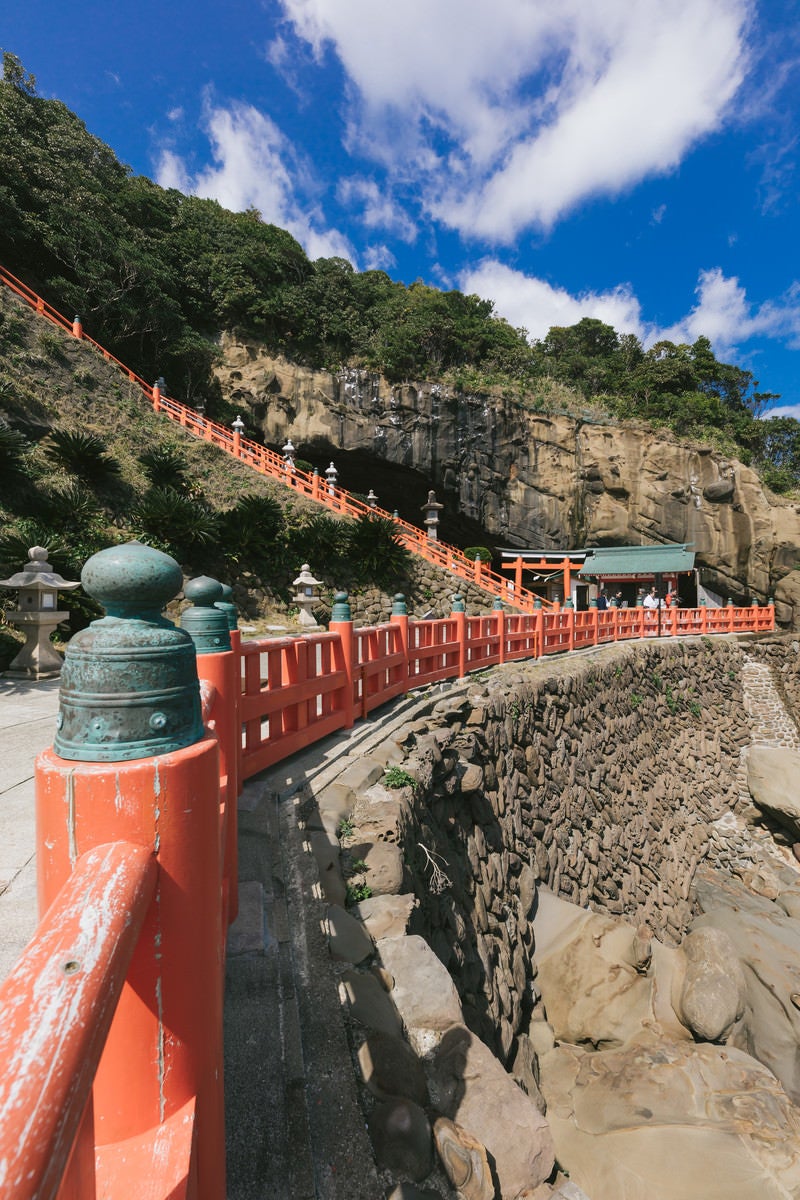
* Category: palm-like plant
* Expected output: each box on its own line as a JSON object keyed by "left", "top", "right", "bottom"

{"left": 44, "top": 429, "right": 121, "bottom": 486}
{"left": 138, "top": 445, "right": 190, "bottom": 492}
{"left": 345, "top": 514, "right": 411, "bottom": 588}
{"left": 131, "top": 486, "right": 220, "bottom": 564}
{"left": 0, "top": 418, "right": 30, "bottom": 491}
{"left": 221, "top": 494, "right": 284, "bottom": 571}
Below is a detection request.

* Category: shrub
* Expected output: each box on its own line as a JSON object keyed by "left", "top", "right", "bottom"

{"left": 139, "top": 445, "right": 191, "bottom": 492}
{"left": 345, "top": 514, "right": 411, "bottom": 588}
{"left": 44, "top": 430, "right": 121, "bottom": 486}
{"left": 221, "top": 493, "right": 284, "bottom": 571}
{"left": 0, "top": 418, "right": 30, "bottom": 490}
{"left": 464, "top": 545, "right": 492, "bottom": 562}
{"left": 131, "top": 487, "right": 220, "bottom": 564}
{"left": 291, "top": 512, "right": 349, "bottom": 576}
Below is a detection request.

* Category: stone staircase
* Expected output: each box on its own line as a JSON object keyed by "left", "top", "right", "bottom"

{"left": 709, "top": 649, "right": 800, "bottom": 882}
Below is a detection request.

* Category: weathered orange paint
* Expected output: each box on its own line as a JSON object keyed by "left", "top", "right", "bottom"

{"left": 196, "top": 648, "right": 240, "bottom": 924}
{"left": 0, "top": 842, "right": 156, "bottom": 1200}
{"left": 35, "top": 735, "right": 225, "bottom": 1200}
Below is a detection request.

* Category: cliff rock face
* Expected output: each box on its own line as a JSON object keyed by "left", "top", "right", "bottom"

{"left": 216, "top": 336, "right": 800, "bottom": 604}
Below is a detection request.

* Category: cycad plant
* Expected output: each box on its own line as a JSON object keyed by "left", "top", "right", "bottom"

{"left": 43, "top": 429, "right": 121, "bottom": 486}
{"left": 0, "top": 418, "right": 30, "bottom": 494}
{"left": 131, "top": 486, "right": 221, "bottom": 565}
{"left": 138, "top": 445, "right": 191, "bottom": 492}
{"left": 345, "top": 514, "right": 411, "bottom": 588}
{"left": 220, "top": 493, "right": 284, "bottom": 573}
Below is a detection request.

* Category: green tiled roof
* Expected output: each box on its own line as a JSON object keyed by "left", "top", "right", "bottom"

{"left": 578, "top": 544, "right": 695, "bottom": 578}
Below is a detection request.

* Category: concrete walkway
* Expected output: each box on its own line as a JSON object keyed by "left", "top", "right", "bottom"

{"left": 0, "top": 675, "right": 60, "bottom": 983}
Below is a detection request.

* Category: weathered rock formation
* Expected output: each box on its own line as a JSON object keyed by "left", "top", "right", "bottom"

{"left": 216, "top": 339, "right": 800, "bottom": 608}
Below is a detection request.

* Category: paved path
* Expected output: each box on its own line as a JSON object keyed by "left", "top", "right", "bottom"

{"left": 0, "top": 675, "right": 60, "bottom": 983}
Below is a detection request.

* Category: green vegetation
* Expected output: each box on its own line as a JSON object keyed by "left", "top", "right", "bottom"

{"left": 1, "top": 51, "right": 797, "bottom": 491}
{"left": 383, "top": 766, "right": 417, "bottom": 790}
{"left": 337, "top": 817, "right": 355, "bottom": 842}
{"left": 463, "top": 546, "right": 493, "bottom": 562}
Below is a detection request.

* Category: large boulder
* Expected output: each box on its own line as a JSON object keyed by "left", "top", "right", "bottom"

{"left": 747, "top": 745, "right": 800, "bottom": 838}
{"left": 534, "top": 890, "right": 680, "bottom": 1048}
{"left": 674, "top": 926, "right": 746, "bottom": 1042}
{"left": 540, "top": 1038, "right": 800, "bottom": 1200}
{"left": 429, "top": 1024, "right": 555, "bottom": 1198}
{"left": 691, "top": 900, "right": 800, "bottom": 1104}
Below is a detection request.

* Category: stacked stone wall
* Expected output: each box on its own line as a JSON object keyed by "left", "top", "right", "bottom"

{"left": 745, "top": 633, "right": 800, "bottom": 719}
{"left": 390, "top": 638, "right": 752, "bottom": 1061}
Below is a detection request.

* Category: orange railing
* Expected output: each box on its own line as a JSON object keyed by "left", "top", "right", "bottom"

{"left": 0, "top": 590, "right": 776, "bottom": 1199}
{"left": 229, "top": 600, "right": 775, "bottom": 784}
{"left": 0, "top": 263, "right": 550, "bottom": 613}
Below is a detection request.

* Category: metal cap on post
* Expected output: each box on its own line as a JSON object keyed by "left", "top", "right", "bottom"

{"left": 392, "top": 593, "right": 407, "bottom": 616}
{"left": 215, "top": 583, "right": 239, "bottom": 631}
{"left": 451, "top": 594, "right": 466, "bottom": 613}
{"left": 181, "top": 576, "right": 232, "bottom": 654}
{"left": 54, "top": 541, "right": 203, "bottom": 762}
{"left": 331, "top": 591, "right": 351, "bottom": 622}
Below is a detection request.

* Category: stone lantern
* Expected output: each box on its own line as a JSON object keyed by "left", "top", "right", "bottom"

{"left": 367, "top": 488, "right": 378, "bottom": 508}
{"left": 325, "top": 462, "right": 338, "bottom": 495}
{"left": 292, "top": 564, "right": 323, "bottom": 627}
{"left": 0, "top": 546, "right": 80, "bottom": 678}
{"left": 283, "top": 437, "right": 296, "bottom": 472}
{"left": 421, "top": 490, "right": 444, "bottom": 540}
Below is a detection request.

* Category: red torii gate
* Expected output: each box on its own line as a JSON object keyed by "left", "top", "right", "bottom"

{"left": 500, "top": 555, "right": 586, "bottom": 604}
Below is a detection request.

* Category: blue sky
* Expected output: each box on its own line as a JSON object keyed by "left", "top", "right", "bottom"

{"left": 4, "top": 0, "right": 800, "bottom": 412}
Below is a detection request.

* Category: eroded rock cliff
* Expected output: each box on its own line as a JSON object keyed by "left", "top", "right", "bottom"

{"left": 216, "top": 336, "right": 800, "bottom": 608}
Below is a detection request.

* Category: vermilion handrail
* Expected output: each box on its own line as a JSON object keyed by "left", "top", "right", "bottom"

{"left": 232, "top": 601, "right": 775, "bottom": 783}
{"left": 0, "top": 264, "right": 551, "bottom": 613}
{"left": 0, "top": 842, "right": 157, "bottom": 1200}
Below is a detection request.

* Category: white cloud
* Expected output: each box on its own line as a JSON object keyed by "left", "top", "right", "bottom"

{"left": 458, "top": 261, "right": 646, "bottom": 341}
{"left": 337, "top": 177, "right": 417, "bottom": 241}
{"left": 458, "top": 261, "right": 800, "bottom": 362}
{"left": 279, "top": 0, "right": 752, "bottom": 239}
{"left": 155, "top": 97, "right": 355, "bottom": 262}
{"left": 660, "top": 268, "right": 800, "bottom": 353}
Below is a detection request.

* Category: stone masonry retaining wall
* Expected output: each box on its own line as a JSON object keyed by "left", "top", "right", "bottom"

{"left": 311, "top": 634, "right": 800, "bottom": 1196}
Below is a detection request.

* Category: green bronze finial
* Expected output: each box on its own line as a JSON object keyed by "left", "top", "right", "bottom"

{"left": 452, "top": 594, "right": 465, "bottom": 612}
{"left": 392, "top": 593, "right": 407, "bottom": 615}
{"left": 331, "top": 591, "right": 351, "bottom": 621}
{"left": 181, "top": 576, "right": 231, "bottom": 654}
{"left": 55, "top": 541, "right": 203, "bottom": 762}
{"left": 533, "top": 598, "right": 543, "bottom": 609}
{"left": 215, "top": 582, "right": 239, "bottom": 631}
{"left": 493, "top": 598, "right": 504, "bottom": 610}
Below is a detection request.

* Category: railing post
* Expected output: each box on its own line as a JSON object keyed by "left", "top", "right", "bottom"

{"left": 151, "top": 380, "right": 161, "bottom": 413}
{"left": 768, "top": 597, "right": 775, "bottom": 630}
{"left": 534, "top": 597, "right": 544, "bottom": 657}
{"left": 390, "top": 593, "right": 410, "bottom": 691}
{"left": 35, "top": 542, "right": 227, "bottom": 1199}
{"left": 452, "top": 594, "right": 467, "bottom": 678}
{"left": 311, "top": 468, "right": 320, "bottom": 501}
{"left": 564, "top": 597, "right": 575, "bottom": 651}
{"left": 72, "top": 314, "right": 83, "bottom": 339}
{"left": 473, "top": 553, "right": 481, "bottom": 585}
{"left": 700, "top": 598, "right": 708, "bottom": 634}
{"left": 329, "top": 591, "right": 356, "bottom": 729}
{"left": 182, "top": 576, "right": 239, "bottom": 925}
{"left": 493, "top": 598, "right": 506, "bottom": 665}
{"left": 589, "top": 597, "right": 599, "bottom": 647}
{"left": 727, "top": 598, "right": 735, "bottom": 632}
